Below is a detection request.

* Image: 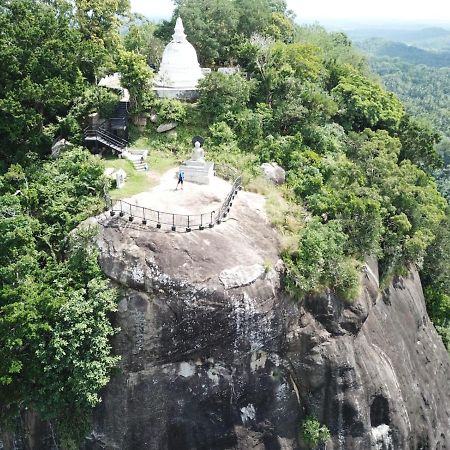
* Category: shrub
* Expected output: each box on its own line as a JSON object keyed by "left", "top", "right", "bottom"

{"left": 198, "top": 72, "right": 254, "bottom": 122}
{"left": 209, "top": 121, "right": 237, "bottom": 147}
{"left": 157, "top": 99, "right": 187, "bottom": 124}
{"left": 300, "top": 416, "right": 331, "bottom": 449}
{"left": 284, "top": 219, "right": 361, "bottom": 302}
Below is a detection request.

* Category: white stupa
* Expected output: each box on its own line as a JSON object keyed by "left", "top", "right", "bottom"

{"left": 154, "top": 17, "right": 204, "bottom": 99}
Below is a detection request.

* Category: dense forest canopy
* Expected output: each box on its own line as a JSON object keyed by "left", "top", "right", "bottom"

{"left": 0, "top": 0, "right": 449, "bottom": 447}
{"left": 359, "top": 44, "right": 450, "bottom": 201}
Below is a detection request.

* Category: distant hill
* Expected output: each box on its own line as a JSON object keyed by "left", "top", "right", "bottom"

{"left": 346, "top": 26, "right": 450, "bottom": 51}
{"left": 358, "top": 38, "right": 450, "bottom": 67}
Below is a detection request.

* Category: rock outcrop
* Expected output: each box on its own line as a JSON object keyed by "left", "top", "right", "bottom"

{"left": 3, "top": 190, "right": 448, "bottom": 450}
{"left": 260, "top": 162, "right": 286, "bottom": 185}
{"left": 81, "top": 190, "right": 449, "bottom": 450}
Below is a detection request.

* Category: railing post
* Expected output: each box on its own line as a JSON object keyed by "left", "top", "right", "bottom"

{"left": 157, "top": 211, "right": 161, "bottom": 229}
{"left": 186, "top": 215, "right": 191, "bottom": 232}
{"left": 172, "top": 214, "right": 176, "bottom": 232}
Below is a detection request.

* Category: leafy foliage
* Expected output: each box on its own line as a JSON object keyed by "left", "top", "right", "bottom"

{"left": 0, "top": 150, "right": 118, "bottom": 441}
{"left": 157, "top": 99, "right": 188, "bottom": 124}
{"left": 284, "top": 220, "right": 361, "bottom": 302}
{"left": 156, "top": 0, "right": 294, "bottom": 66}
{"left": 332, "top": 67, "right": 405, "bottom": 132}
{"left": 360, "top": 41, "right": 450, "bottom": 346}
{"left": 191, "top": 23, "right": 448, "bottom": 310}
{"left": 123, "top": 14, "right": 165, "bottom": 68}
{"left": 0, "top": 0, "right": 84, "bottom": 161}
{"left": 117, "top": 50, "right": 154, "bottom": 112}
{"left": 397, "top": 115, "right": 442, "bottom": 171}
{"left": 300, "top": 416, "right": 331, "bottom": 449}
{"left": 198, "top": 72, "right": 254, "bottom": 122}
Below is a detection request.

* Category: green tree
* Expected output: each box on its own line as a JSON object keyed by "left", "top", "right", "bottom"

{"left": 0, "top": 150, "right": 118, "bottom": 443}
{"left": 157, "top": 99, "right": 187, "bottom": 124}
{"left": 117, "top": 50, "right": 154, "bottom": 112}
{"left": 284, "top": 219, "right": 361, "bottom": 302}
{"left": 235, "top": 0, "right": 293, "bottom": 41}
{"left": 124, "top": 14, "right": 165, "bottom": 68}
{"left": 332, "top": 67, "right": 405, "bottom": 132}
{"left": 295, "top": 25, "right": 370, "bottom": 76}
{"left": 0, "top": 0, "right": 84, "bottom": 161}
{"left": 249, "top": 40, "right": 324, "bottom": 106}
{"left": 169, "top": 0, "right": 240, "bottom": 65}
{"left": 397, "top": 115, "right": 442, "bottom": 171}
{"left": 421, "top": 212, "right": 450, "bottom": 350}
{"left": 74, "top": 0, "right": 130, "bottom": 80}
{"left": 198, "top": 72, "right": 254, "bottom": 122}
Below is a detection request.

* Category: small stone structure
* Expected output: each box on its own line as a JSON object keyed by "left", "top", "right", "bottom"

{"left": 217, "top": 67, "right": 240, "bottom": 75}
{"left": 104, "top": 168, "right": 127, "bottom": 188}
{"left": 179, "top": 139, "right": 214, "bottom": 185}
{"left": 115, "top": 169, "right": 126, "bottom": 188}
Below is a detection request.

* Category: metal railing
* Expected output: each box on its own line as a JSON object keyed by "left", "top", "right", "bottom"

{"left": 110, "top": 117, "right": 127, "bottom": 130}
{"left": 84, "top": 126, "right": 128, "bottom": 150}
{"left": 105, "top": 176, "right": 242, "bottom": 232}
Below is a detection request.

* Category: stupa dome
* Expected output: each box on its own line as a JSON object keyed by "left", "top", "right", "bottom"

{"left": 154, "top": 17, "right": 204, "bottom": 89}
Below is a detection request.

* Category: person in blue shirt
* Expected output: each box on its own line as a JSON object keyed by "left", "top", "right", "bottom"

{"left": 176, "top": 169, "right": 185, "bottom": 190}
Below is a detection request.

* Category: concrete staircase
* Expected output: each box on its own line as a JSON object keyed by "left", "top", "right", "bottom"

{"left": 124, "top": 150, "right": 148, "bottom": 172}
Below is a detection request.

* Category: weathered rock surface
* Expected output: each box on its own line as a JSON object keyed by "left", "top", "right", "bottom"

{"left": 261, "top": 162, "right": 286, "bottom": 185}
{"left": 80, "top": 190, "right": 449, "bottom": 450}
{"left": 3, "top": 191, "right": 449, "bottom": 450}
{"left": 157, "top": 122, "right": 177, "bottom": 133}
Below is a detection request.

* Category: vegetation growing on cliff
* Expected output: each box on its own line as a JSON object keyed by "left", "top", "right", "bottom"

{"left": 356, "top": 38, "right": 450, "bottom": 349}
{"left": 0, "top": 0, "right": 128, "bottom": 445}
{"left": 300, "top": 416, "right": 331, "bottom": 449}
{"left": 0, "top": 0, "right": 449, "bottom": 446}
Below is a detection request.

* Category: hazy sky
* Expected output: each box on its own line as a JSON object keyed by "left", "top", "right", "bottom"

{"left": 129, "top": 0, "right": 450, "bottom": 25}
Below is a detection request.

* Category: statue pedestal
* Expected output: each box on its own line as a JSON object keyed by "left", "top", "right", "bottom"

{"left": 180, "top": 160, "right": 214, "bottom": 185}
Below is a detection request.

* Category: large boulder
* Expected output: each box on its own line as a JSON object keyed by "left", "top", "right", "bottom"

{"left": 261, "top": 162, "right": 286, "bottom": 185}
{"left": 81, "top": 190, "right": 449, "bottom": 450}
{"left": 157, "top": 122, "right": 177, "bottom": 133}
{"left": 3, "top": 189, "right": 449, "bottom": 450}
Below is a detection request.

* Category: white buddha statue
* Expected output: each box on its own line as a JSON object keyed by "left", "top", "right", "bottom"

{"left": 154, "top": 18, "right": 204, "bottom": 90}
{"left": 179, "top": 137, "right": 214, "bottom": 185}
{"left": 191, "top": 140, "right": 205, "bottom": 162}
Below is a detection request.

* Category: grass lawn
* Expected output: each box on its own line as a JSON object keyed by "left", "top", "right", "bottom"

{"left": 101, "top": 156, "right": 155, "bottom": 200}
{"left": 147, "top": 149, "right": 178, "bottom": 174}
{"left": 101, "top": 149, "right": 178, "bottom": 200}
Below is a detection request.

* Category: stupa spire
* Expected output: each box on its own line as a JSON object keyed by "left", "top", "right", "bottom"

{"left": 173, "top": 17, "right": 187, "bottom": 43}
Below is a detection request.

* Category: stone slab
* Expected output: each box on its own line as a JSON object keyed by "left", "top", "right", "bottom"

{"left": 157, "top": 122, "right": 177, "bottom": 133}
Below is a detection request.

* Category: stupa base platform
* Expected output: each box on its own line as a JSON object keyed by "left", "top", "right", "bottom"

{"left": 153, "top": 86, "right": 199, "bottom": 100}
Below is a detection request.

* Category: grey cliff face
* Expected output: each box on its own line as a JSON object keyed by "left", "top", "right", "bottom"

{"left": 2, "top": 192, "right": 448, "bottom": 450}
{"left": 82, "top": 192, "right": 449, "bottom": 450}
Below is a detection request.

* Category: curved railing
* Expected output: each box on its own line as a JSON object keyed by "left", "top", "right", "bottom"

{"left": 105, "top": 175, "right": 242, "bottom": 232}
